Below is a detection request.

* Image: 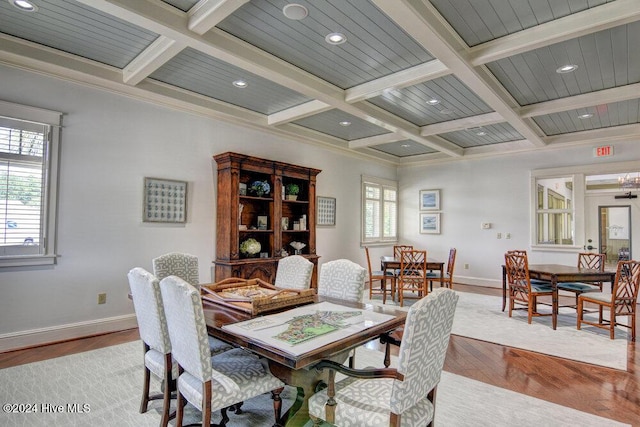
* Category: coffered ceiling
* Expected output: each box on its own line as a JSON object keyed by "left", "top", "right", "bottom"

{"left": 1, "top": 0, "right": 638, "bottom": 164}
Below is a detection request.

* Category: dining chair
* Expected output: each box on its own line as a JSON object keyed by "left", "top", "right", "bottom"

{"left": 427, "top": 247, "right": 456, "bottom": 291}
{"left": 557, "top": 253, "right": 606, "bottom": 309}
{"left": 159, "top": 275, "right": 285, "bottom": 427}
{"left": 397, "top": 249, "right": 428, "bottom": 307}
{"left": 308, "top": 288, "right": 459, "bottom": 427}
{"left": 274, "top": 254, "right": 313, "bottom": 289}
{"left": 152, "top": 252, "right": 200, "bottom": 289}
{"left": 365, "top": 247, "right": 395, "bottom": 303}
{"left": 577, "top": 260, "right": 640, "bottom": 341}
{"left": 393, "top": 245, "right": 413, "bottom": 259}
{"left": 128, "top": 268, "right": 234, "bottom": 427}
{"left": 504, "top": 250, "right": 555, "bottom": 325}
{"left": 318, "top": 259, "right": 367, "bottom": 303}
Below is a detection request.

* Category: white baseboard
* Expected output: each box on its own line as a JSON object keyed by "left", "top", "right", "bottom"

{"left": 0, "top": 314, "right": 138, "bottom": 353}
{"left": 454, "top": 275, "right": 502, "bottom": 289}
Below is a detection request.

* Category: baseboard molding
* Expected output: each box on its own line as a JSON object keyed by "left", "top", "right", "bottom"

{"left": 454, "top": 275, "right": 502, "bottom": 289}
{"left": 0, "top": 314, "right": 138, "bottom": 353}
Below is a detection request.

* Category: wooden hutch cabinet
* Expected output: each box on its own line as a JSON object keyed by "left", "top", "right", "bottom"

{"left": 213, "top": 152, "right": 321, "bottom": 286}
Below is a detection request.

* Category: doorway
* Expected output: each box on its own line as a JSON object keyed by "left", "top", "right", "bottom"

{"left": 598, "top": 205, "right": 631, "bottom": 267}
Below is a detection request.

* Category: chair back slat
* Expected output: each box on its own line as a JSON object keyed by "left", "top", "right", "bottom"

{"left": 504, "top": 250, "right": 532, "bottom": 298}
{"left": 394, "top": 245, "right": 413, "bottom": 259}
{"left": 612, "top": 260, "right": 640, "bottom": 312}
{"left": 446, "top": 248, "right": 457, "bottom": 276}
{"left": 578, "top": 253, "right": 605, "bottom": 271}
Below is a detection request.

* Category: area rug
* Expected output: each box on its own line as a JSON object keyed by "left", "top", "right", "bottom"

{"left": 365, "top": 290, "right": 629, "bottom": 370}
{"left": 0, "top": 341, "right": 626, "bottom": 427}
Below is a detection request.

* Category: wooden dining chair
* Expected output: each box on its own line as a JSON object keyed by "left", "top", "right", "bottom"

{"left": 393, "top": 245, "right": 413, "bottom": 259}
{"left": 427, "top": 248, "right": 456, "bottom": 291}
{"left": 577, "top": 260, "right": 640, "bottom": 341}
{"left": 365, "top": 247, "right": 395, "bottom": 303}
{"left": 397, "top": 249, "right": 427, "bottom": 307}
{"left": 557, "top": 253, "right": 605, "bottom": 309}
{"left": 504, "top": 250, "right": 555, "bottom": 325}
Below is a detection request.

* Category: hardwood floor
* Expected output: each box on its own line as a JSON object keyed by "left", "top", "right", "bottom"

{"left": 1, "top": 284, "right": 638, "bottom": 425}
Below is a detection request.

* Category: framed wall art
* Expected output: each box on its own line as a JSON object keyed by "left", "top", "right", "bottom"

{"left": 420, "top": 213, "right": 440, "bottom": 234}
{"left": 143, "top": 177, "right": 187, "bottom": 223}
{"left": 419, "top": 189, "right": 440, "bottom": 211}
{"left": 317, "top": 196, "right": 336, "bottom": 226}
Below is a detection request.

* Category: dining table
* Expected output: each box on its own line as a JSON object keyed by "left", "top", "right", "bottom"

{"left": 500, "top": 264, "right": 616, "bottom": 330}
{"left": 202, "top": 294, "right": 407, "bottom": 426}
{"left": 380, "top": 255, "right": 445, "bottom": 300}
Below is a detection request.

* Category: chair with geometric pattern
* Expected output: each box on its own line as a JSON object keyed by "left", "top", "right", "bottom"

{"left": 159, "top": 275, "right": 286, "bottom": 427}
{"left": 557, "top": 252, "right": 605, "bottom": 309}
{"left": 274, "top": 255, "right": 313, "bottom": 290}
{"left": 427, "top": 247, "right": 456, "bottom": 291}
{"left": 393, "top": 245, "right": 413, "bottom": 259}
{"left": 397, "top": 249, "right": 428, "bottom": 307}
{"left": 152, "top": 252, "right": 200, "bottom": 289}
{"left": 577, "top": 260, "right": 640, "bottom": 341}
{"left": 365, "top": 246, "right": 395, "bottom": 304}
{"left": 504, "top": 250, "right": 555, "bottom": 325}
{"left": 308, "top": 288, "right": 459, "bottom": 427}
{"left": 318, "top": 259, "right": 366, "bottom": 303}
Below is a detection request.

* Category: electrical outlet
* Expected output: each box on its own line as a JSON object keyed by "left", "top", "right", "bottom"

{"left": 464, "top": 263, "right": 470, "bottom": 269}
{"left": 98, "top": 293, "right": 107, "bottom": 304}
{"left": 506, "top": 233, "right": 511, "bottom": 239}
{"left": 481, "top": 222, "right": 491, "bottom": 229}
{"left": 497, "top": 232, "right": 502, "bottom": 239}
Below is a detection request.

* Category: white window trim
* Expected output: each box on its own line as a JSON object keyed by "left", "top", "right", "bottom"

{"left": 530, "top": 160, "right": 639, "bottom": 254}
{"left": 0, "top": 100, "right": 61, "bottom": 267}
{"left": 361, "top": 174, "right": 398, "bottom": 246}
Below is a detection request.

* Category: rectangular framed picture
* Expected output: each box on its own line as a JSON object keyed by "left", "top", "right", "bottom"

{"left": 420, "top": 189, "right": 440, "bottom": 210}
{"left": 144, "top": 177, "right": 187, "bottom": 223}
{"left": 257, "top": 215, "right": 268, "bottom": 230}
{"left": 317, "top": 196, "right": 336, "bottom": 226}
{"left": 420, "top": 213, "right": 440, "bottom": 234}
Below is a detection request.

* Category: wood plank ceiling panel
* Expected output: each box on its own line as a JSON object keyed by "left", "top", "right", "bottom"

{"left": 372, "top": 140, "right": 436, "bottom": 157}
{"left": 439, "top": 122, "right": 523, "bottom": 148}
{"left": 292, "top": 109, "right": 390, "bottom": 141}
{"left": 150, "top": 48, "right": 312, "bottom": 115}
{"left": 216, "top": 0, "right": 433, "bottom": 89}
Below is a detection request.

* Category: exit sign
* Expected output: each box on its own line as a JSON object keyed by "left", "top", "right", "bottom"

{"left": 594, "top": 145, "right": 613, "bottom": 157}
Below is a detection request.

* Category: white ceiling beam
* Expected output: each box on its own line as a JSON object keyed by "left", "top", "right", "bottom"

{"left": 123, "top": 36, "right": 186, "bottom": 85}
{"left": 349, "top": 133, "right": 405, "bottom": 149}
{"left": 519, "top": 83, "right": 640, "bottom": 118}
{"left": 267, "top": 100, "right": 332, "bottom": 126}
{"left": 188, "top": 0, "right": 249, "bottom": 35}
{"left": 544, "top": 124, "right": 640, "bottom": 146}
{"left": 372, "top": 0, "right": 546, "bottom": 148}
{"left": 345, "top": 60, "right": 450, "bottom": 103}
{"left": 467, "top": 0, "right": 640, "bottom": 66}
{"left": 421, "top": 112, "right": 504, "bottom": 136}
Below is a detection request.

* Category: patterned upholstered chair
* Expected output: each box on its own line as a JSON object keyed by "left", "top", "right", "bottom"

{"left": 152, "top": 252, "right": 200, "bottom": 289}
{"left": 128, "top": 268, "right": 233, "bottom": 427}
{"left": 159, "top": 276, "right": 285, "bottom": 427}
{"left": 427, "top": 248, "right": 456, "bottom": 291}
{"left": 577, "top": 260, "right": 640, "bottom": 341}
{"left": 557, "top": 252, "right": 605, "bottom": 309}
{"left": 274, "top": 254, "right": 313, "bottom": 290}
{"left": 127, "top": 267, "right": 174, "bottom": 427}
{"left": 308, "top": 288, "right": 459, "bottom": 427}
{"left": 318, "top": 259, "right": 367, "bottom": 303}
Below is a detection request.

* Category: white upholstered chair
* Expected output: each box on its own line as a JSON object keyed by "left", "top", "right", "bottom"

{"left": 128, "top": 268, "right": 233, "bottom": 427}
{"left": 152, "top": 252, "right": 200, "bottom": 289}
{"left": 317, "top": 259, "right": 367, "bottom": 303}
{"left": 159, "top": 276, "right": 285, "bottom": 427}
{"left": 308, "top": 288, "right": 459, "bottom": 427}
{"left": 274, "top": 254, "right": 313, "bottom": 290}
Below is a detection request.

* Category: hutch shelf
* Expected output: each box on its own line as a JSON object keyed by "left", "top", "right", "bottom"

{"left": 213, "top": 152, "right": 321, "bottom": 287}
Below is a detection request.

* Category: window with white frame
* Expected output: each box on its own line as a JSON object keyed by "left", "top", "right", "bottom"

{"left": 361, "top": 176, "right": 397, "bottom": 244}
{"left": 0, "top": 101, "right": 61, "bottom": 267}
{"left": 534, "top": 176, "right": 575, "bottom": 246}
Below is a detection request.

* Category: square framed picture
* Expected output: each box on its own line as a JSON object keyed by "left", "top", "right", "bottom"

{"left": 420, "top": 213, "right": 440, "bottom": 234}
{"left": 419, "top": 189, "right": 440, "bottom": 211}
{"left": 143, "top": 177, "right": 187, "bottom": 223}
{"left": 317, "top": 196, "right": 336, "bottom": 226}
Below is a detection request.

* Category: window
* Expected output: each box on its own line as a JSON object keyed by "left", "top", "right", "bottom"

{"left": 0, "top": 101, "right": 61, "bottom": 267}
{"left": 534, "top": 177, "right": 574, "bottom": 246}
{"left": 361, "top": 176, "right": 397, "bottom": 244}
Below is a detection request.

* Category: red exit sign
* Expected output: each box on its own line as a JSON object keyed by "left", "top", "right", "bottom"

{"left": 594, "top": 145, "right": 613, "bottom": 157}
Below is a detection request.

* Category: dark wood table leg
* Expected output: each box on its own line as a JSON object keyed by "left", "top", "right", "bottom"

{"left": 502, "top": 265, "right": 507, "bottom": 312}
{"left": 551, "top": 276, "right": 558, "bottom": 330}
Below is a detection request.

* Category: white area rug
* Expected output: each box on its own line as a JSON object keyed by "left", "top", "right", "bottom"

{"left": 365, "top": 290, "right": 629, "bottom": 370}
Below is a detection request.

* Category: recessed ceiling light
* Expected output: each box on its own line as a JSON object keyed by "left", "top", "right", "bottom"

{"left": 439, "top": 109, "right": 454, "bottom": 115}
{"left": 476, "top": 131, "right": 487, "bottom": 136}
{"left": 578, "top": 113, "right": 593, "bottom": 119}
{"left": 469, "top": 127, "right": 486, "bottom": 136}
{"left": 9, "top": 0, "right": 37, "bottom": 11}
{"left": 232, "top": 79, "right": 248, "bottom": 88}
{"left": 282, "top": 3, "right": 308, "bottom": 20}
{"left": 339, "top": 121, "right": 351, "bottom": 126}
{"left": 426, "top": 98, "right": 440, "bottom": 105}
{"left": 325, "top": 32, "right": 346, "bottom": 45}
{"left": 400, "top": 143, "right": 411, "bottom": 148}
{"left": 556, "top": 64, "right": 578, "bottom": 74}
